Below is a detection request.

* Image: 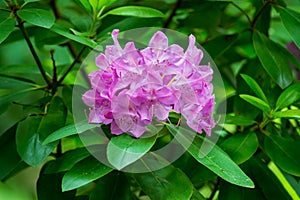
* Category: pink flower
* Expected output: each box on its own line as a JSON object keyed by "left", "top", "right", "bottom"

{"left": 82, "top": 29, "right": 216, "bottom": 137}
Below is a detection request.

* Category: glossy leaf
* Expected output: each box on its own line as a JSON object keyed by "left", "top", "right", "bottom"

{"left": 89, "top": 0, "right": 117, "bottom": 12}
{"left": 280, "top": 8, "right": 300, "bottom": 49}
{"left": 133, "top": 164, "right": 193, "bottom": 200}
{"left": 276, "top": 83, "right": 300, "bottom": 109}
{"left": 253, "top": 31, "right": 293, "bottom": 89}
{"left": 62, "top": 156, "right": 113, "bottom": 191}
{"left": 17, "top": 8, "right": 55, "bottom": 28}
{"left": 241, "top": 74, "right": 268, "bottom": 103}
{"left": 107, "top": 134, "right": 156, "bottom": 170}
{"left": 239, "top": 94, "right": 271, "bottom": 113}
{"left": 16, "top": 96, "right": 67, "bottom": 166}
{"left": 220, "top": 132, "right": 258, "bottom": 164}
{"left": 101, "top": 6, "right": 165, "bottom": 19}
{"left": 264, "top": 134, "right": 300, "bottom": 176}
{"left": 0, "top": 18, "right": 15, "bottom": 44}
{"left": 272, "top": 110, "right": 300, "bottom": 119}
{"left": 225, "top": 115, "right": 256, "bottom": 126}
{"left": 166, "top": 124, "right": 254, "bottom": 188}
{"left": 43, "top": 120, "right": 98, "bottom": 144}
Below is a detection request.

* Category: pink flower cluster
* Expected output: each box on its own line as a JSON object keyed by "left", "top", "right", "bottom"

{"left": 82, "top": 29, "right": 215, "bottom": 138}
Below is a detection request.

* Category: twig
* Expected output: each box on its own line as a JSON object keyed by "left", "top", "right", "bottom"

{"left": 163, "top": 0, "right": 182, "bottom": 28}
{"left": 251, "top": 1, "right": 271, "bottom": 29}
{"left": 231, "top": 2, "right": 252, "bottom": 25}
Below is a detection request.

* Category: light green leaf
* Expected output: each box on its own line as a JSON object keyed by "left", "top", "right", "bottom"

{"left": 220, "top": 132, "right": 259, "bottom": 164}
{"left": 273, "top": 110, "right": 300, "bottom": 120}
{"left": 239, "top": 94, "right": 271, "bottom": 113}
{"left": 50, "top": 24, "right": 97, "bottom": 48}
{"left": 264, "top": 134, "right": 300, "bottom": 176}
{"left": 166, "top": 124, "right": 254, "bottom": 188}
{"left": 280, "top": 8, "right": 300, "bottom": 49}
{"left": 241, "top": 74, "right": 268, "bottom": 103}
{"left": 101, "top": 6, "right": 165, "bottom": 19}
{"left": 17, "top": 8, "right": 55, "bottom": 28}
{"left": 253, "top": 31, "right": 293, "bottom": 89}
{"left": 16, "top": 96, "right": 67, "bottom": 166}
{"left": 43, "top": 120, "right": 98, "bottom": 144}
{"left": 62, "top": 156, "right": 113, "bottom": 191}
{"left": 107, "top": 134, "right": 156, "bottom": 170}
{"left": 75, "top": 0, "right": 92, "bottom": 12}
{"left": 89, "top": 0, "right": 116, "bottom": 12}
{"left": 133, "top": 164, "right": 194, "bottom": 200}
{"left": 0, "top": 18, "right": 15, "bottom": 44}
{"left": 276, "top": 83, "right": 300, "bottom": 110}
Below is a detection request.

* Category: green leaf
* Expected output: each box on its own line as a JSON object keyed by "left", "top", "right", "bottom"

{"left": 253, "top": 31, "right": 293, "bottom": 89}
{"left": 220, "top": 132, "right": 259, "bottom": 164}
{"left": 101, "top": 6, "right": 165, "bottom": 19}
{"left": 166, "top": 124, "right": 254, "bottom": 188}
{"left": 89, "top": 0, "right": 117, "bottom": 12}
{"left": 17, "top": 8, "right": 55, "bottom": 28}
{"left": 264, "top": 134, "right": 300, "bottom": 176}
{"left": 133, "top": 164, "right": 193, "bottom": 200}
{"left": 75, "top": 0, "right": 92, "bottom": 12}
{"left": 239, "top": 94, "right": 271, "bottom": 113}
{"left": 90, "top": 172, "right": 131, "bottom": 200}
{"left": 0, "top": 17, "right": 15, "bottom": 44}
{"left": 276, "top": 83, "right": 300, "bottom": 109}
{"left": 43, "top": 120, "right": 98, "bottom": 144}
{"left": 241, "top": 74, "right": 268, "bottom": 103}
{"left": 50, "top": 24, "right": 97, "bottom": 48}
{"left": 16, "top": 96, "right": 67, "bottom": 166}
{"left": 62, "top": 156, "right": 113, "bottom": 191}
{"left": 225, "top": 115, "right": 256, "bottom": 126}
{"left": 107, "top": 134, "right": 156, "bottom": 170}
{"left": 280, "top": 8, "right": 300, "bottom": 49}
{"left": 44, "top": 148, "right": 90, "bottom": 174}
{"left": 273, "top": 110, "right": 300, "bottom": 119}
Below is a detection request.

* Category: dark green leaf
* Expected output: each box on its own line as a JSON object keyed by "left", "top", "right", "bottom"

{"left": 16, "top": 96, "right": 67, "bottom": 166}
{"left": 264, "top": 134, "right": 300, "bottom": 176}
{"left": 133, "top": 164, "right": 193, "bottom": 200}
{"left": 107, "top": 134, "right": 156, "bottom": 170}
{"left": 17, "top": 8, "right": 55, "bottom": 28}
{"left": 166, "top": 124, "right": 254, "bottom": 188}
{"left": 253, "top": 31, "right": 293, "bottom": 89}
{"left": 62, "top": 156, "right": 113, "bottom": 191}
{"left": 239, "top": 94, "right": 271, "bottom": 113}
{"left": 276, "top": 83, "right": 300, "bottom": 109}
{"left": 75, "top": 0, "right": 92, "bottom": 12}
{"left": 43, "top": 120, "right": 98, "bottom": 144}
{"left": 220, "top": 132, "right": 258, "bottom": 164}
{"left": 280, "top": 8, "right": 300, "bottom": 49}
{"left": 101, "top": 6, "right": 165, "bottom": 19}
{"left": 225, "top": 115, "right": 256, "bottom": 126}
{"left": 0, "top": 17, "right": 15, "bottom": 44}
{"left": 90, "top": 172, "right": 131, "bottom": 200}
{"left": 241, "top": 74, "right": 268, "bottom": 103}
{"left": 272, "top": 110, "right": 300, "bottom": 119}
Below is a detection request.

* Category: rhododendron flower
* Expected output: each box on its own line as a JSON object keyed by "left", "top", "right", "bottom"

{"left": 82, "top": 29, "right": 216, "bottom": 137}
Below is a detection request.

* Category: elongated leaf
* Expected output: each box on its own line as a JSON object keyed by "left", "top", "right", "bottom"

{"left": 133, "top": 164, "right": 193, "bottom": 200}
{"left": 89, "top": 0, "right": 117, "bottom": 12}
{"left": 17, "top": 8, "right": 55, "bottom": 28}
{"left": 253, "top": 31, "right": 293, "bottom": 89}
{"left": 107, "top": 134, "right": 156, "bottom": 170}
{"left": 0, "top": 18, "right": 15, "bottom": 44}
{"left": 62, "top": 156, "right": 113, "bottom": 191}
{"left": 264, "top": 134, "right": 300, "bottom": 176}
{"left": 43, "top": 120, "right": 98, "bottom": 144}
{"left": 75, "top": 0, "right": 92, "bottom": 12}
{"left": 280, "top": 8, "right": 300, "bottom": 49}
{"left": 220, "top": 132, "right": 258, "bottom": 164}
{"left": 241, "top": 74, "right": 268, "bottom": 103}
{"left": 239, "top": 94, "right": 271, "bottom": 113}
{"left": 273, "top": 110, "right": 300, "bottom": 119}
{"left": 166, "top": 124, "right": 254, "bottom": 188}
{"left": 225, "top": 115, "right": 256, "bottom": 126}
{"left": 101, "top": 6, "right": 165, "bottom": 19}
{"left": 50, "top": 24, "right": 97, "bottom": 48}
{"left": 16, "top": 96, "right": 67, "bottom": 166}
{"left": 276, "top": 83, "right": 300, "bottom": 109}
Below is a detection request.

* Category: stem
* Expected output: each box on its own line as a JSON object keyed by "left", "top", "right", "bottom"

{"left": 58, "top": 47, "right": 86, "bottom": 84}
{"left": 163, "top": 0, "right": 182, "bottom": 28}
{"left": 56, "top": 140, "right": 62, "bottom": 157}
{"left": 17, "top": 18, "right": 50, "bottom": 84}
{"left": 251, "top": 1, "right": 271, "bottom": 29}
{"left": 208, "top": 178, "right": 220, "bottom": 200}
{"left": 231, "top": 2, "right": 252, "bottom": 25}
{"left": 50, "top": 49, "right": 57, "bottom": 83}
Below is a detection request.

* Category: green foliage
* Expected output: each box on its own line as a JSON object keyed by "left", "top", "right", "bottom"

{"left": 1, "top": 0, "right": 300, "bottom": 199}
